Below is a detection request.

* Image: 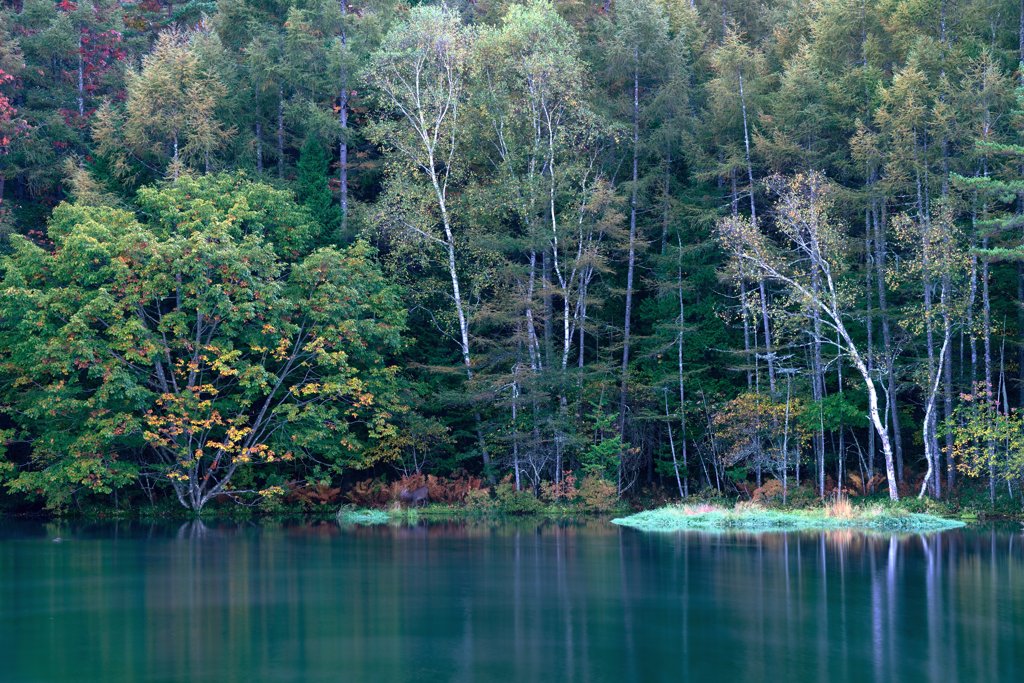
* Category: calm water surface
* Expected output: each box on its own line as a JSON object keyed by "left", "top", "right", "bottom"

{"left": 0, "top": 518, "right": 1022, "bottom": 682}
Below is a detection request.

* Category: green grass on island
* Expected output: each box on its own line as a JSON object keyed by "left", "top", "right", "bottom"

{"left": 337, "top": 508, "right": 397, "bottom": 525}
{"left": 612, "top": 501, "right": 967, "bottom": 533}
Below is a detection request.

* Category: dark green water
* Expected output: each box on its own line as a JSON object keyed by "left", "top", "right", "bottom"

{"left": 1, "top": 519, "right": 1022, "bottom": 683}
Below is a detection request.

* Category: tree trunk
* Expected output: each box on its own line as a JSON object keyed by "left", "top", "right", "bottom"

{"left": 740, "top": 279, "right": 753, "bottom": 388}
{"left": 920, "top": 318, "right": 951, "bottom": 499}
{"left": 525, "top": 250, "right": 542, "bottom": 372}
{"left": 982, "top": 243, "right": 995, "bottom": 506}
{"left": 77, "top": 32, "right": 85, "bottom": 118}
{"left": 922, "top": 221, "right": 939, "bottom": 496}
{"left": 836, "top": 338, "right": 846, "bottom": 492}
{"left": 677, "top": 240, "right": 689, "bottom": 497}
{"left": 444, "top": 221, "right": 490, "bottom": 476}
{"left": 512, "top": 366, "right": 521, "bottom": 492}
{"left": 665, "top": 389, "right": 684, "bottom": 498}
{"left": 812, "top": 271, "right": 825, "bottom": 497}
{"left": 1019, "top": 0, "right": 1024, "bottom": 81}
{"left": 1018, "top": 266, "right": 1024, "bottom": 407}
{"left": 172, "top": 133, "right": 179, "bottom": 181}
{"left": 543, "top": 249, "right": 553, "bottom": 372}
{"left": 738, "top": 68, "right": 776, "bottom": 394}
{"left": 782, "top": 373, "right": 791, "bottom": 504}
{"left": 865, "top": 207, "right": 876, "bottom": 485}
{"left": 942, "top": 275, "right": 954, "bottom": 494}
{"left": 849, "top": 348, "right": 899, "bottom": 500}
{"left": 873, "top": 199, "right": 904, "bottom": 480}
{"left": 339, "top": 0, "right": 349, "bottom": 232}
{"left": 618, "top": 49, "right": 640, "bottom": 493}
{"left": 733, "top": 178, "right": 754, "bottom": 390}
{"left": 661, "top": 149, "right": 671, "bottom": 254}
{"left": 255, "top": 122, "right": 263, "bottom": 174}
{"left": 427, "top": 154, "right": 492, "bottom": 478}
{"left": 277, "top": 85, "right": 285, "bottom": 179}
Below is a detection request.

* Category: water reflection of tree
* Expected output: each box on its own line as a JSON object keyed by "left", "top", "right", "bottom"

{"left": 3, "top": 522, "right": 1024, "bottom": 681}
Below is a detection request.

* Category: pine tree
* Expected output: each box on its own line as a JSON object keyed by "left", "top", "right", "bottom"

{"left": 296, "top": 134, "right": 338, "bottom": 236}
{"left": 95, "top": 29, "right": 231, "bottom": 182}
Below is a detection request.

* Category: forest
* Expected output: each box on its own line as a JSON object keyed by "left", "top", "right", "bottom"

{"left": 2, "top": 0, "right": 1024, "bottom": 515}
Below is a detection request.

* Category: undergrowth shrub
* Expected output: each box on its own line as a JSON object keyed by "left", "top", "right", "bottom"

{"left": 578, "top": 475, "right": 617, "bottom": 511}
{"left": 751, "top": 479, "right": 784, "bottom": 505}
{"left": 346, "top": 478, "right": 392, "bottom": 507}
{"left": 691, "top": 488, "right": 732, "bottom": 507}
{"left": 494, "top": 477, "right": 544, "bottom": 515}
{"left": 347, "top": 472, "right": 484, "bottom": 507}
{"left": 427, "top": 472, "right": 484, "bottom": 504}
{"left": 679, "top": 503, "right": 719, "bottom": 514}
{"left": 389, "top": 472, "right": 483, "bottom": 505}
{"left": 824, "top": 493, "right": 855, "bottom": 519}
{"left": 784, "top": 485, "right": 819, "bottom": 508}
{"left": 287, "top": 481, "right": 343, "bottom": 508}
{"left": 540, "top": 472, "right": 578, "bottom": 502}
{"left": 733, "top": 499, "right": 764, "bottom": 513}
{"left": 465, "top": 487, "right": 494, "bottom": 512}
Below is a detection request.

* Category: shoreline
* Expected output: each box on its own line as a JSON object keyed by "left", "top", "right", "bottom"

{"left": 5, "top": 497, "right": 1018, "bottom": 526}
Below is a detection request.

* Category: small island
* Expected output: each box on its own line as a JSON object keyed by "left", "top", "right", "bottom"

{"left": 612, "top": 503, "right": 967, "bottom": 533}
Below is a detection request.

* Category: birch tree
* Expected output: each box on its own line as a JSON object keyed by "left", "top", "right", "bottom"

{"left": 473, "top": 0, "right": 618, "bottom": 482}
{"left": 720, "top": 172, "right": 901, "bottom": 500}
{"left": 891, "top": 206, "right": 966, "bottom": 498}
{"left": 366, "top": 6, "right": 492, "bottom": 473}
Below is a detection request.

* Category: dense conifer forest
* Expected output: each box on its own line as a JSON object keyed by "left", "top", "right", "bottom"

{"left": 3, "top": 0, "right": 1024, "bottom": 514}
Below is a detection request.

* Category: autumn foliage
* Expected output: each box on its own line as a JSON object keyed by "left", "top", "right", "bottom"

{"left": 0, "top": 175, "right": 405, "bottom": 511}
{"left": 346, "top": 472, "right": 484, "bottom": 507}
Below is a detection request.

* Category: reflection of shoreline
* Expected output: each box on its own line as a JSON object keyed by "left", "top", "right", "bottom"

{"left": 621, "top": 526, "right": 960, "bottom": 542}
{"left": 1, "top": 519, "right": 1022, "bottom": 682}
{"left": 1, "top": 514, "right": 624, "bottom": 542}
{"left": 338, "top": 514, "right": 622, "bottom": 539}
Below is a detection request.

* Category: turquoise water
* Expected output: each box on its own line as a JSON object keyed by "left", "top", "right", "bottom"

{"left": 0, "top": 519, "right": 1021, "bottom": 682}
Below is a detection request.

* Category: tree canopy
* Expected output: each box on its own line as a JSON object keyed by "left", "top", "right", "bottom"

{"left": 4, "top": 0, "right": 1024, "bottom": 512}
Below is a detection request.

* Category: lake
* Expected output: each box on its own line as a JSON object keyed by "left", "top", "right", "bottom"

{"left": 1, "top": 518, "right": 1022, "bottom": 682}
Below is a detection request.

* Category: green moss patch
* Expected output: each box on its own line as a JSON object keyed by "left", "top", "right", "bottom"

{"left": 611, "top": 504, "right": 966, "bottom": 533}
{"left": 337, "top": 508, "right": 391, "bottom": 525}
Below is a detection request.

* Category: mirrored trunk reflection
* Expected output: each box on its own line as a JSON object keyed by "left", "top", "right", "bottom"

{"left": 0, "top": 519, "right": 1021, "bottom": 683}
